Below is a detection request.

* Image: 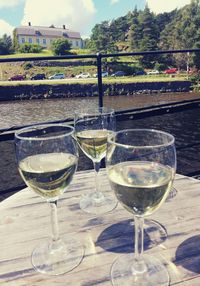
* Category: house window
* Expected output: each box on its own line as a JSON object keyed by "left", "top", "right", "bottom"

{"left": 43, "top": 38, "right": 46, "bottom": 45}
{"left": 21, "top": 38, "right": 25, "bottom": 43}
{"left": 36, "top": 38, "right": 40, "bottom": 44}
{"left": 28, "top": 38, "right": 32, "bottom": 43}
{"left": 76, "top": 41, "right": 79, "bottom": 47}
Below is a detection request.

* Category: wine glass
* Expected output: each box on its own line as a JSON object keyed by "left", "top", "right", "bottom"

{"left": 15, "top": 123, "right": 84, "bottom": 275}
{"left": 106, "top": 129, "right": 176, "bottom": 286}
{"left": 74, "top": 107, "right": 117, "bottom": 215}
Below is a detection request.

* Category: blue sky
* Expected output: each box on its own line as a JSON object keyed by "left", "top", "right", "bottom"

{"left": 0, "top": 0, "right": 191, "bottom": 38}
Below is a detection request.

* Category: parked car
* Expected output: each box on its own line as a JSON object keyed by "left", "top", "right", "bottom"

{"left": 48, "top": 73, "right": 65, "bottom": 80}
{"left": 164, "top": 68, "right": 178, "bottom": 74}
{"left": 147, "top": 70, "right": 159, "bottom": 75}
{"left": 133, "top": 70, "right": 147, "bottom": 76}
{"left": 8, "top": 74, "right": 25, "bottom": 81}
{"left": 75, "top": 72, "right": 91, "bottom": 79}
{"left": 111, "top": 71, "right": 126, "bottom": 77}
{"left": 93, "top": 71, "right": 109, "bottom": 78}
{"left": 30, "top": 73, "right": 46, "bottom": 80}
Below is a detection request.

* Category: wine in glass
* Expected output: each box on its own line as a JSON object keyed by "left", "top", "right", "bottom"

{"left": 106, "top": 129, "right": 176, "bottom": 286}
{"left": 74, "top": 107, "right": 117, "bottom": 215}
{"left": 15, "top": 124, "right": 84, "bottom": 275}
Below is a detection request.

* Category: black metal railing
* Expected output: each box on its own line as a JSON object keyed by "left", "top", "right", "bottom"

{"left": 0, "top": 48, "right": 200, "bottom": 109}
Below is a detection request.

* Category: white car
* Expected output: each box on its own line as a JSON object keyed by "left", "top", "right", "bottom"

{"left": 75, "top": 72, "right": 90, "bottom": 79}
{"left": 48, "top": 73, "right": 65, "bottom": 80}
{"left": 147, "top": 70, "right": 160, "bottom": 75}
{"left": 93, "top": 71, "right": 109, "bottom": 78}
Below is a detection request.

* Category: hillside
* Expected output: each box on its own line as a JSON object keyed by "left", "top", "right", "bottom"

{"left": 86, "top": 0, "right": 200, "bottom": 69}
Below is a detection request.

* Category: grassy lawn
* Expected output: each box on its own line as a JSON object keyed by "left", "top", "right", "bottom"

{"left": 0, "top": 50, "right": 53, "bottom": 59}
{"left": 0, "top": 49, "right": 93, "bottom": 59}
{"left": 0, "top": 48, "right": 192, "bottom": 84}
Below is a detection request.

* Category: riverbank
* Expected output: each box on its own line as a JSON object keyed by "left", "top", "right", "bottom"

{"left": 0, "top": 80, "right": 192, "bottom": 101}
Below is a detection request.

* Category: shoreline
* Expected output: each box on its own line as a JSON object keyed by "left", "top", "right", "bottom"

{"left": 0, "top": 80, "right": 192, "bottom": 101}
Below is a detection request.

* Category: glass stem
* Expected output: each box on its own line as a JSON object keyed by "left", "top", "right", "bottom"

{"left": 93, "top": 161, "right": 101, "bottom": 197}
{"left": 134, "top": 216, "right": 144, "bottom": 261}
{"left": 49, "top": 200, "right": 60, "bottom": 247}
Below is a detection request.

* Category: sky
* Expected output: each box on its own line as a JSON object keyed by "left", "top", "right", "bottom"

{"left": 0, "top": 0, "right": 191, "bottom": 38}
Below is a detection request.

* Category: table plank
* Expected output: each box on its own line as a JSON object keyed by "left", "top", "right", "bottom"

{"left": 0, "top": 170, "right": 199, "bottom": 285}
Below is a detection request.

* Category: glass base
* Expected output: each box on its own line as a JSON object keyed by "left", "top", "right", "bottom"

{"left": 111, "top": 253, "right": 169, "bottom": 286}
{"left": 31, "top": 236, "right": 84, "bottom": 275}
{"left": 80, "top": 191, "right": 117, "bottom": 215}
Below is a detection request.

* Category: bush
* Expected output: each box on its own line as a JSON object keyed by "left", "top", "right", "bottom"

{"left": 154, "top": 62, "right": 168, "bottom": 71}
{"left": 23, "top": 62, "right": 33, "bottom": 70}
{"left": 19, "top": 43, "right": 43, "bottom": 53}
{"left": 51, "top": 39, "right": 72, "bottom": 56}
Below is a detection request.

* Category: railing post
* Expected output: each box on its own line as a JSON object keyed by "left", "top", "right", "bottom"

{"left": 96, "top": 52, "right": 103, "bottom": 108}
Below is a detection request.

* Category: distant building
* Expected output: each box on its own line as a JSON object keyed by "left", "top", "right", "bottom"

{"left": 15, "top": 23, "right": 83, "bottom": 49}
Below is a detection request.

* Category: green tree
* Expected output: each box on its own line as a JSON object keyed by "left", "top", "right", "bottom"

{"left": 128, "top": 8, "right": 141, "bottom": 51}
{"left": 138, "top": 6, "right": 159, "bottom": 67}
{"left": 159, "top": 0, "right": 200, "bottom": 68}
{"left": 51, "top": 38, "right": 72, "bottom": 55}
{"left": 13, "top": 28, "right": 19, "bottom": 51}
{"left": 89, "top": 21, "right": 117, "bottom": 53}
{"left": 0, "top": 34, "right": 13, "bottom": 55}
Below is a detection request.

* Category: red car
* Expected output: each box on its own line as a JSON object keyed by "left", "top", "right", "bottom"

{"left": 164, "top": 68, "right": 178, "bottom": 74}
{"left": 8, "top": 74, "right": 25, "bottom": 81}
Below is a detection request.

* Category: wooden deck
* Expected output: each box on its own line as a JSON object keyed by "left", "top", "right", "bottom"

{"left": 0, "top": 169, "right": 199, "bottom": 285}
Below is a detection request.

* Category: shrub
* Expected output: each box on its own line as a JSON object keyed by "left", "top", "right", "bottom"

{"left": 19, "top": 43, "right": 43, "bottom": 53}
{"left": 51, "top": 39, "right": 72, "bottom": 56}
{"left": 23, "top": 62, "right": 33, "bottom": 70}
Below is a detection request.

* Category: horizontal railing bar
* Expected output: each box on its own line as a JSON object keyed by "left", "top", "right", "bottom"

{"left": 0, "top": 54, "right": 97, "bottom": 63}
{"left": 0, "top": 48, "right": 200, "bottom": 63}
{"left": 101, "top": 48, "right": 200, "bottom": 58}
{"left": 114, "top": 98, "right": 200, "bottom": 116}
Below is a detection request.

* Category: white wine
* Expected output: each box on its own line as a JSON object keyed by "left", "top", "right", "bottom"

{"left": 108, "top": 161, "right": 173, "bottom": 216}
{"left": 76, "top": 129, "right": 109, "bottom": 162}
{"left": 19, "top": 153, "right": 77, "bottom": 200}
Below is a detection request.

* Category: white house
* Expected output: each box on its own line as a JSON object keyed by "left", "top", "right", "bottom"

{"left": 15, "top": 23, "right": 83, "bottom": 49}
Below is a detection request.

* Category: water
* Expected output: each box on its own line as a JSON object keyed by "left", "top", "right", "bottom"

{"left": 0, "top": 92, "right": 199, "bottom": 130}
{"left": 1, "top": 91, "right": 200, "bottom": 198}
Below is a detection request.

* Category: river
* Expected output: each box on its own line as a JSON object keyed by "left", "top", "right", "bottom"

{"left": 1, "top": 91, "right": 200, "bottom": 198}
{"left": 0, "top": 91, "right": 200, "bottom": 130}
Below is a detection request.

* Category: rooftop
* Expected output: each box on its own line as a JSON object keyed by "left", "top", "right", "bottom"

{"left": 16, "top": 25, "right": 81, "bottom": 39}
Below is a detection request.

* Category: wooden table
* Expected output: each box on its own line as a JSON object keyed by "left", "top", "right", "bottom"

{"left": 0, "top": 169, "right": 200, "bottom": 285}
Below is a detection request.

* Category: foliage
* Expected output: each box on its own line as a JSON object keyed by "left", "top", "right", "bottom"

{"left": 12, "top": 29, "right": 19, "bottom": 51}
{"left": 0, "top": 34, "right": 13, "bottom": 55}
{"left": 19, "top": 43, "right": 43, "bottom": 53}
{"left": 159, "top": 0, "right": 200, "bottom": 67}
{"left": 51, "top": 38, "right": 72, "bottom": 55}
{"left": 154, "top": 62, "right": 169, "bottom": 71}
{"left": 23, "top": 62, "right": 33, "bottom": 70}
{"left": 88, "top": 21, "right": 118, "bottom": 53}
{"left": 87, "top": 1, "right": 200, "bottom": 69}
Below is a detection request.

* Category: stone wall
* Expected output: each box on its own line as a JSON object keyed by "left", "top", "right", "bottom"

{"left": 0, "top": 80, "right": 192, "bottom": 101}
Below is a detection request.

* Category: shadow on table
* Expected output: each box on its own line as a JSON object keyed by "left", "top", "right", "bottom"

{"left": 175, "top": 235, "right": 200, "bottom": 274}
{"left": 96, "top": 218, "right": 167, "bottom": 253}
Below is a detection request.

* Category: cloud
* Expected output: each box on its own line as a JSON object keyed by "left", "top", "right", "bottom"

{"left": 21, "top": 0, "right": 96, "bottom": 34}
{"left": 0, "top": 20, "right": 14, "bottom": 37}
{"left": 110, "top": 0, "right": 119, "bottom": 5}
{"left": 147, "top": 0, "right": 191, "bottom": 14}
{"left": 0, "top": 0, "right": 24, "bottom": 9}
